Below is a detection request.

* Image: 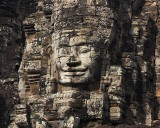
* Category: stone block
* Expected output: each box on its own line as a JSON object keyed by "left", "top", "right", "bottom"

{"left": 155, "top": 86, "right": 160, "bottom": 97}
{"left": 15, "top": 114, "right": 28, "bottom": 127}
{"left": 44, "top": 111, "right": 60, "bottom": 120}
{"left": 110, "top": 107, "right": 121, "bottom": 113}
{"left": 30, "top": 83, "right": 40, "bottom": 95}
{"left": 49, "top": 120, "right": 64, "bottom": 128}
{"left": 155, "top": 57, "right": 160, "bottom": 66}
{"left": 87, "top": 98, "right": 103, "bottom": 119}
{"left": 155, "top": 48, "right": 160, "bottom": 56}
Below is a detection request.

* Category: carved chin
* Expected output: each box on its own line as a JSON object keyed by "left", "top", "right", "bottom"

{"left": 59, "top": 77, "right": 90, "bottom": 84}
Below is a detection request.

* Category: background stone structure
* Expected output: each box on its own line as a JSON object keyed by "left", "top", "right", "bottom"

{"left": 0, "top": 0, "right": 160, "bottom": 127}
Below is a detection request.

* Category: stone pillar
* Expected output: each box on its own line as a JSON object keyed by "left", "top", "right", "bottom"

{"left": 107, "top": 66, "right": 126, "bottom": 123}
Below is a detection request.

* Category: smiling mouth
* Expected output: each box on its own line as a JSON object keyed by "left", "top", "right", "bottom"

{"left": 61, "top": 67, "right": 88, "bottom": 76}
{"left": 64, "top": 72, "right": 86, "bottom": 76}
{"left": 62, "top": 67, "right": 87, "bottom": 72}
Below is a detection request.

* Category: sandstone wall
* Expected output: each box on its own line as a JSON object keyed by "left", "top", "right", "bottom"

{"left": 0, "top": 0, "right": 159, "bottom": 127}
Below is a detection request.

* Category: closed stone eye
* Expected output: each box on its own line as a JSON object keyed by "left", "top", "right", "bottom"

{"left": 79, "top": 48, "right": 90, "bottom": 53}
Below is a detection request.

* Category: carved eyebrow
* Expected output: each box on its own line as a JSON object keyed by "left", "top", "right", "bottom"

{"left": 58, "top": 42, "right": 94, "bottom": 48}
{"left": 58, "top": 43, "right": 70, "bottom": 48}
{"left": 71, "top": 42, "right": 93, "bottom": 46}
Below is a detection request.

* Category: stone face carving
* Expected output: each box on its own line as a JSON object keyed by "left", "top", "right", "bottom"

{"left": 51, "top": 0, "right": 113, "bottom": 90}
{"left": 41, "top": 1, "right": 113, "bottom": 126}
{"left": 53, "top": 35, "right": 104, "bottom": 86}
{"left": 0, "top": 0, "right": 160, "bottom": 127}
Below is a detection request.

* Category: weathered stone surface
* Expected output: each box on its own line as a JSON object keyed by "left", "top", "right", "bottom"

{"left": 0, "top": 0, "right": 159, "bottom": 127}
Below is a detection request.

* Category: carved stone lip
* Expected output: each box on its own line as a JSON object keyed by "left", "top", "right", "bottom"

{"left": 62, "top": 67, "right": 87, "bottom": 72}
{"left": 62, "top": 68, "right": 87, "bottom": 76}
{"left": 64, "top": 72, "right": 86, "bottom": 76}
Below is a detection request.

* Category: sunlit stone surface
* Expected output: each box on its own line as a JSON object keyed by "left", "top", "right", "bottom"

{"left": 0, "top": 0, "right": 159, "bottom": 127}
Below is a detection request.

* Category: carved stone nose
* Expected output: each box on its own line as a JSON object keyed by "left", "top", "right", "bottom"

{"left": 66, "top": 56, "right": 81, "bottom": 67}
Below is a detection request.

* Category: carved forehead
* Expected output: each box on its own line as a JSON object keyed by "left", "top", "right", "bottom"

{"left": 52, "top": 28, "right": 106, "bottom": 46}
{"left": 69, "top": 36, "right": 91, "bottom": 46}
{"left": 53, "top": 35, "right": 103, "bottom": 47}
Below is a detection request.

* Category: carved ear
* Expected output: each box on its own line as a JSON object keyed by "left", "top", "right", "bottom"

{"left": 104, "top": 39, "right": 110, "bottom": 50}
{"left": 46, "top": 45, "right": 53, "bottom": 55}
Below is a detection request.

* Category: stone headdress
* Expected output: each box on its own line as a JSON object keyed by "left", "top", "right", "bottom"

{"left": 51, "top": 0, "right": 114, "bottom": 46}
